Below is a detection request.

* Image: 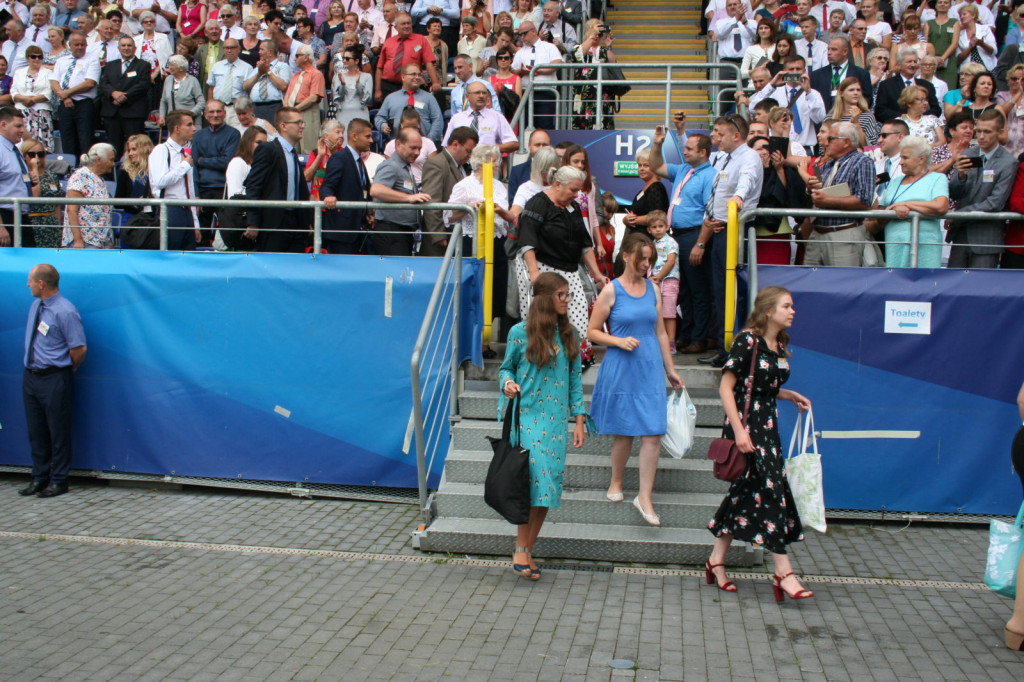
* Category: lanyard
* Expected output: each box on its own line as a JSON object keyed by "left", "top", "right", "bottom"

{"left": 830, "top": 63, "right": 847, "bottom": 89}
{"left": 886, "top": 174, "right": 926, "bottom": 206}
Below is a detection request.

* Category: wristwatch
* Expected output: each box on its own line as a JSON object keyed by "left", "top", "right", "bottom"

{"left": 696, "top": 242, "right": 706, "bottom": 249}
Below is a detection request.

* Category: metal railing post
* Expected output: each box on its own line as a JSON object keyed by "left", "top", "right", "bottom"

{"left": 13, "top": 198, "right": 21, "bottom": 247}
{"left": 664, "top": 65, "right": 672, "bottom": 124}
{"left": 725, "top": 200, "right": 739, "bottom": 349}
{"left": 910, "top": 215, "right": 920, "bottom": 269}
{"left": 747, "top": 226, "right": 759, "bottom": 316}
{"left": 159, "top": 202, "right": 168, "bottom": 251}
{"left": 313, "top": 205, "right": 322, "bottom": 255}
{"left": 595, "top": 62, "right": 604, "bottom": 130}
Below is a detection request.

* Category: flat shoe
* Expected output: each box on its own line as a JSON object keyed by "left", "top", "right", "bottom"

{"left": 632, "top": 496, "right": 660, "bottom": 526}
{"left": 19, "top": 481, "right": 48, "bottom": 496}
{"left": 36, "top": 483, "right": 68, "bottom": 498}
{"left": 606, "top": 491, "right": 624, "bottom": 502}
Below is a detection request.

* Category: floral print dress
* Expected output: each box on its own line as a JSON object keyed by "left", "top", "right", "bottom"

{"left": 571, "top": 45, "right": 616, "bottom": 131}
{"left": 708, "top": 331, "right": 804, "bottom": 554}
{"left": 62, "top": 167, "right": 113, "bottom": 248}
{"left": 498, "top": 322, "right": 593, "bottom": 509}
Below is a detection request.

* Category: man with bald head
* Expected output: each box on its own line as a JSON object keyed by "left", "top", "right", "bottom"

{"left": 208, "top": 38, "right": 255, "bottom": 127}
{"left": 809, "top": 36, "right": 873, "bottom": 111}
{"left": 1, "top": 19, "right": 31, "bottom": 74}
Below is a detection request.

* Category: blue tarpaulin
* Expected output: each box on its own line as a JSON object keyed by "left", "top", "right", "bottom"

{"left": 0, "top": 250, "right": 482, "bottom": 489}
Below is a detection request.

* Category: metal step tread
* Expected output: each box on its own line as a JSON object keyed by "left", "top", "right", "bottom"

{"left": 460, "top": 382, "right": 721, "bottom": 400}
{"left": 437, "top": 481, "right": 723, "bottom": 506}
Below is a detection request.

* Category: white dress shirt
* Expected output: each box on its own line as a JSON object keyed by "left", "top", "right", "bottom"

{"left": 249, "top": 59, "right": 292, "bottom": 103}
{"left": 124, "top": 0, "right": 179, "bottom": 34}
{"left": 511, "top": 40, "right": 562, "bottom": 86}
{"left": 751, "top": 84, "right": 826, "bottom": 148}
{"left": 149, "top": 138, "right": 198, "bottom": 227}
{"left": 708, "top": 143, "right": 763, "bottom": 222}
{"left": 714, "top": 17, "right": 758, "bottom": 60}
{"left": 795, "top": 38, "right": 829, "bottom": 72}
{"left": 446, "top": 173, "right": 510, "bottom": 237}
{"left": 1, "top": 36, "right": 32, "bottom": 75}
{"left": 50, "top": 53, "right": 100, "bottom": 100}
{"left": 444, "top": 107, "right": 517, "bottom": 147}
{"left": 86, "top": 39, "right": 120, "bottom": 63}
{"left": 26, "top": 24, "right": 50, "bottom": 50}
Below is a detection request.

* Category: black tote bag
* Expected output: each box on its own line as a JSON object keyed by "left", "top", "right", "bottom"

{"left": 484, "top": 395, "right": 532, "bottom": 525}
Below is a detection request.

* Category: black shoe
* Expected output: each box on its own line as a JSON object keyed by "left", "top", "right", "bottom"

{"left": 482, "top": 347, "right": 497, "bottom": 360}
{"left": 19, "top": 481, "right": 48, "bottom": 496}
{"left": 36, "top": 483, "right": 68, "bottom": 498}
{"left": 698, "top": 353, "right": 728, "bottom": 368}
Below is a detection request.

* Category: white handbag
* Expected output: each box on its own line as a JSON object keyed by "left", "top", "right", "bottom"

{"left": 786, "top": 408, "right": 827, "bottom": 533}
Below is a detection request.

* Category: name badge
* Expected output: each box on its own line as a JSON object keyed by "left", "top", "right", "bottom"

{"left": 413, "top": 101, "right": 424, "bottom": 109}
{"left": 671, "top": 197, "right": 681, "bottom": 206}
{"left": 830, "top": 89, "right": 837, "bottom": 97}
{"left": 778, "top": 358, "right": 789, "bottom": 370}
{"left": 504, "top": 83, "right": 513, "bottom": 89}
{"left": 22, "top": 173, "right": 30, "bottom": 183}
{"left": 413, "top": 44, "right": 421, "bottom": 52}
{"left": 566, "top": 205, "right": 575, "bottom": 213}
{"left": 37, "top": 320, "right": 49, "bottom": 336}
{"left": 983, "top": 169, "right": 995, "bottom": 183}
{"left": 718, "top": 172, "right": 729, "bottom": 182}
{"left": 402, "top": 180, "right": 415, "bottom": 191}
{"left": 947, "top": 27, "right": 954, "bottom": 33}
{"left": 126, "top": 71, "right": 136, "bottom": 77}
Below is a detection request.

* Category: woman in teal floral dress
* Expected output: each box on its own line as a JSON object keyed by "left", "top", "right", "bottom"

{"left": 499, "top": 272, "right": 592, "bottom": 580}
{"left": 706, "top": 286, "right": 814, "bottom": 601}
{"left": 21, "top": 138, "right": 61, "bottom": 248}
{"left": 571, "top": 21, "right": 618, "bottom": 131}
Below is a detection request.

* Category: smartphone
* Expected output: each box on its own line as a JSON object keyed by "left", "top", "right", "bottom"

{"left": 783, "top": 73, "right": 802, "bottom": 84}
{"left": 876, "top": 171, "right": 890, "bottom": 184}
{"left": 968, "top": 156, "right": 984, "bottom": 168}
{"left": 769, "top": 136, "right": 789, "bottom": 159}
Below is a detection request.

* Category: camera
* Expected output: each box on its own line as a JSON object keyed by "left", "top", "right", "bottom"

{"left": 598, "top": 23, "right": 611, "bottom": 36}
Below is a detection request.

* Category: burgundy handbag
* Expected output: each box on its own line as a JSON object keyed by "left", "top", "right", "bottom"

{"left": 707, "top": 342, "right": 758, "bottom": 483}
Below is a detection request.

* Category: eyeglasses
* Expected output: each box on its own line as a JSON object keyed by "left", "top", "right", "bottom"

{"left": 24, "top": 150, "right": 45, "bottom": 158}
{"left": 496, "top": 55, "right": 511, "bottom": 60}
{"left": 826, "top": 136, "right": 841, "bottom": 142}
{"left": 343, "top": 56, "right": 358, "bottom": 61}
{"left": 406, "top": 72, "right": 421, "bottom": 78}
{"left": 142, "top": 19, "right": 155, "bottom": 23}
{"left": 282, "top": 119, "right": 305, "bottom": 126}
{"left": 556, "top": 291, "right": 573, "bottom": 302}
{"left": 877, "top": 132, "right": 899, "bottom": 138}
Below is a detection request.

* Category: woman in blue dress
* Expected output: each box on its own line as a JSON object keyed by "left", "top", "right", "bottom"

{"left": 588, "top": 233, "right": 684, "bottom": 526}
{"left": 866, "top": 136, "right": 949, "bottom": 268}
{"left": 499, "top": 272, "right": 592, "bottom": 580}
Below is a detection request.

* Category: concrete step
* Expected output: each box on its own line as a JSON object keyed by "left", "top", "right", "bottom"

{"left": 436, "top": 482, "right": 725, "bottom": 529}
{"left": 451, "top": 419, "right": 722, "bottom": 458}
{"left": 463, "top": 355, "right": 721, "bottom": 387}
{"left": 442, "top": 449, "right": 727, "bottom": 494}
{"left": 418, "top": 517, "right": 757, "bottom": 565}
{"left": 458, "top": 388, "right": 726, "bottom": 427}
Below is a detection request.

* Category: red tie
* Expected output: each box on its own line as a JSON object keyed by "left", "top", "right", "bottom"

{"left": 386, "top": 24, "right": 393, "bottom": 40}
{"left": 33, "top": 28, "right": 39, "bottom": 41}
{"left": 407, "top": 90, "right": 415, "bottom": 106}
{"left": 182, "top": 151, "right": 191, "bottom": 198}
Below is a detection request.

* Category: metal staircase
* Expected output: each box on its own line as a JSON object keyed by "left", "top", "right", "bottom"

{"left": 607, "top": 0, "right": 713, "bottom": 127}
{"left": 416, "top": 353, "right": 764, "bottom": 567}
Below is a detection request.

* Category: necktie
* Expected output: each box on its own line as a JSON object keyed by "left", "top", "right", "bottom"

{"left": 704, "top": 154, "right": 731, "bottom": 221}
{"left": 832, "top": 65, "right": 841, "bottom": 88}
{"left": 290, "top": 147, "right": 301, "bottom": 200}
{"left": 806, "top": 41, "right": 812, "bottom": 61}
{"left": 407, "top": 89, "right": 415, "bottom": 106}
{"left": 259, "top": 74, "right": 269, "bottom": 100}
{"left": 733, "top": 24, "right": 742, "bottom": 52}
{"left": 182, "top": 150, "right": 192, "bottom": 198}
{"left": 357, "top": 155, "right": 368, "bottom": 195}
{"left": 789, "top": 88, "right": 803, "bottom": 134}
{"left": 220, "top": 62, "right": 235, "bottom": 103}
{"left": 61, "top": 58, "right": 75, "bottom": 89}
{"left": 665, "top": 167, "right": 694, "bottom": 228}
{"left": 26, "top": 301, "right": 41, "bottom": 369}
{"left": 122, "top": 60, "right": 129, "bottom": 76}
{"left": 392, "top": 37, "right": 405, "bottom": 75}
{"left": 33, "top": 27, "right": 39, "bottom": 42}
{"left": 905, "top": 78, "right": 913, "bottom": 89}
{"left": 386, "top": 24, "right": 393, "bottom": 40}
{"left": 470, "top": 110, "right": 480, "bottom": 131}
{"left": 100, "top": 43, "right": 106, "bottom": 61}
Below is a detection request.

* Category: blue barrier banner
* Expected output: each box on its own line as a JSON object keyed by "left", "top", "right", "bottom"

{"left": 757, "top": 266, "right": 1023, "bottom": 516}
{"left": 0, "top": 251, "right": 482, "bottom": 489}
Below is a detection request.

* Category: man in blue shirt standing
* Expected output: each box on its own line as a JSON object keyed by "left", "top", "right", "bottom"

{"left": 0, "top": 107, "right": 35, "bottom": 247}
{"left": 647, "top": 112, "right": 716, "bottom": 354}
{"left": 21, "top": 264, "right": 87, "bottom": 499}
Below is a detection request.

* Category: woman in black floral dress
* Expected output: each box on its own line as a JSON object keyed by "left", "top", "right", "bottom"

{"left": 706, "top": 286, "right": 814, "bottom": 601}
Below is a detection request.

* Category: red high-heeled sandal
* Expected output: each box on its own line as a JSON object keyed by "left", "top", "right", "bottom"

{"left": 705, "top": 560, "right": 737, "bottom": 592}
{"left": 772, "top": 572, "right": 813, "bottom": 601}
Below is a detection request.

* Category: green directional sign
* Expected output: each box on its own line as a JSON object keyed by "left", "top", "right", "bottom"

{"left": 614, "top": 161, "right": 638, "bottom": 177}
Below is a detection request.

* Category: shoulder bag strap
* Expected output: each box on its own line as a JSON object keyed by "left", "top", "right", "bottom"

{"left": 502, "top": 393, "right": 520, "bottom": 446}
{"left": 720, "top": 338, "right": 758, "bottom": 437}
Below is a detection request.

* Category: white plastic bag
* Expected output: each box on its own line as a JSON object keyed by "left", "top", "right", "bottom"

{"left": 786, "top": 408, "right": 826, "bottom": 533}
{"left": 663, "top": 389, "right": 697, "bottom": 459}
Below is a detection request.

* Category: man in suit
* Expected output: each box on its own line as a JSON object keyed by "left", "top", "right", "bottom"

{"left": 194, "top": 19, "right": 223, "bottom": 95}
{"left": 243, "top": 106, "right": 311, "bottom": 253}
{"left": 320, "top": 118, "right": 374, "bottom": 255}
{"left": 947, "top": 110, "right": 1017, "bottom": 269}
{"left": 810, "top": 37, "right": 873, "bottom": 111}
{"left": 420, "top": 126, "right": 479, "bottom": 257}
{"left": 508, "top": 128, "right": 550, "bottom": 208}
{"left": 98, "top": 36, "right": 150, "bottom": 158}
{"left": 874, "top": 48, "right": 941, "bottom": 123}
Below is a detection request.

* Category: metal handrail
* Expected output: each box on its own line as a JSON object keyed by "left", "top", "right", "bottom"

{"left": 508, "top": 61, "right": 746, "bottom": 143}
{"left": 409, "top": 221, "right": 472, "bottom": 525}
{"left": 3, "top": 196, "right": 475, "bottom": 254}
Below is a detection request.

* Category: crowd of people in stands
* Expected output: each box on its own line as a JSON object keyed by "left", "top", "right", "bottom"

{"left": 0, "top": 0, "right": 613, "bottom": 250}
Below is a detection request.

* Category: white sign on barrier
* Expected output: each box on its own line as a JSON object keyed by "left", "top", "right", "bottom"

{"left": 884, "top": 300, "right": 931, "bottom": 335}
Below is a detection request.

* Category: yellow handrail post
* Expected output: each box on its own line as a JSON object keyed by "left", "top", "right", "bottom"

{"left": 725, "top": 200, "right": 738, "bottom": 349}
{"left": 479, "top": 162, "right": 495, "bottom": 346}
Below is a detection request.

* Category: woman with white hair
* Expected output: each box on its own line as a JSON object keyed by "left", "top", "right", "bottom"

{"left": 134, "top": 11, "right": 173, "bottom": 82}
{"left": 158, "top": 54, "right": 206, "bottom": 127}
{"left": 515, "top": 165, "right": 610, "bottom": 363}
{"left": 866, "top": 135, "right": 949, "bottom": 268}
{"left": 510, "top": 146, "right": 560, "bottom": 219}
{"left": 63, "top": 143, "right": 116, "bottom": 249}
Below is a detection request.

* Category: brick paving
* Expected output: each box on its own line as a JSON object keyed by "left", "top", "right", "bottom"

{"left": 1, "top": 475, "right": 1023, "bottom": 681}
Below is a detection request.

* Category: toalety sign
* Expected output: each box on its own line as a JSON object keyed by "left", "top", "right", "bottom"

{"left": 884, "top": 301, "right": 931, "bottom": 335}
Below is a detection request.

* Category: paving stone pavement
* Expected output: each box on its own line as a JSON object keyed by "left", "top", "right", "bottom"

{"left": 1, "top": 475, "right": 1023, "bottom": 681}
